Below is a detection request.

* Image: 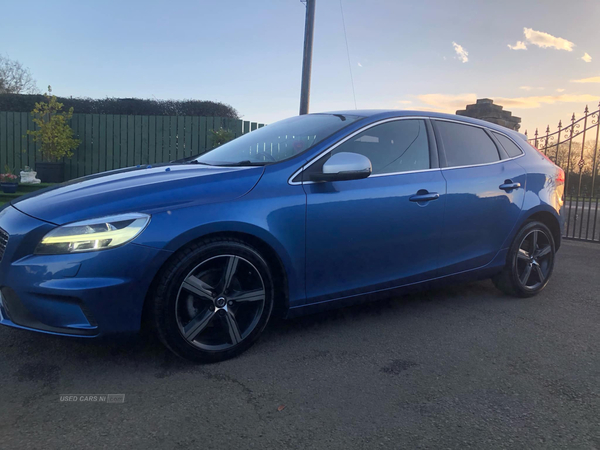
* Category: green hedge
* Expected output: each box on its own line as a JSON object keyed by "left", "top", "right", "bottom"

{"left": 0, "top": 94, "right": 239, "bottom": 118}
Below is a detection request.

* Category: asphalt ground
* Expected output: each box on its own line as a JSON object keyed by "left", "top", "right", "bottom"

{"left": 1, "top": 240, "right": 599, "bottom": 449}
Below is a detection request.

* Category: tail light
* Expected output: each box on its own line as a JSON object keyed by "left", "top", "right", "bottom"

{"left": 556, "top": 167, "right": 565, "bottom": 203}
{"left": 527, "top": 142, "right": 564, "bottom": 201}
{"left": 556, "top": 167, "right": 565, "bottom": 185}
{"left": 527, "top": 141, "right": 564, "bottom": 182}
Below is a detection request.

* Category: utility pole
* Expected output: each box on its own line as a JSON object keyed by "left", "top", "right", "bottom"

{"left": 299, "top": 0, "right": 316, "bottom": 115}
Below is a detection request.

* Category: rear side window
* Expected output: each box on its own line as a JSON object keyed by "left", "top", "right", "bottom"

{"left": 493, "top": 132, "right": 524, "bottom": 158}
{"left": 435, "top": 121, "right": 500, "bottom": 167}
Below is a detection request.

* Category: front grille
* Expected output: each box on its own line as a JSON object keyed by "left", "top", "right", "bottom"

{"left": 0, "top": 227, "right": 8, "bottom": 262}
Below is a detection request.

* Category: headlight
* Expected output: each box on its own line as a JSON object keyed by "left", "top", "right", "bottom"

{"left": 35, "top": 213, "right": 150, "bottom": 255}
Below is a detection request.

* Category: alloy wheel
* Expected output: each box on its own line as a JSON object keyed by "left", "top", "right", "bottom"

{"left": 175, "top": 254, "right": 266, "bottom": 351}
{"left": 515, "top": 229, "right": 553, "bottom": 291}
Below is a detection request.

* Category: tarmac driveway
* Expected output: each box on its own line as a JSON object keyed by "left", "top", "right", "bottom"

{"left": 1, "top": 240, "right": 599, "bottom": 449}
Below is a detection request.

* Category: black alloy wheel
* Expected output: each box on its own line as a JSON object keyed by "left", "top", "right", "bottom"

{"left": 150, "top": 238, "right": 275, "bottom": 362}
{"left": 492, "top": 221, "right": 556, "bottom": 298}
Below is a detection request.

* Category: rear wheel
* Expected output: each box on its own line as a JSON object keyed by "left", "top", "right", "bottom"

{"left": 150, "top": 239, "right": 274, "bottom": 362}
{"left": 492, "top": 221, "right": 555, "bottom": 297}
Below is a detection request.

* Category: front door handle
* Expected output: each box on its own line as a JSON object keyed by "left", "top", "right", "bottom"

{"left": 409, "top": 191, "right": 440, "bottom": 202}
{"left": 499, "top": 180, "right": 521, "bottom": 191}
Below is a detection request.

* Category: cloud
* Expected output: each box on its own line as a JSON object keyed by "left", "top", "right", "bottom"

{"left": 523, "top": 27, "right": 574, "bottom": 51}
{"left": 582, "top": 52, "right": 592, "bottom": 63}
{"left": 571, "top": 76, "right": 600, "bottom": 83}
{"left": 417, "top": 93, "right": 598, "bottom": 112}
{"left": 452, "top": 42, "right": 469, "bottom": 63}
{"left": 508, "top": 41, "right": 527, "bottom": 50}
{"left": 415, "top": 106, "right": 447, "bottom": 113}
{"left": 397, "top": 100, "right": 412, "bottom": 105}
{"left": 520, "top": 86, "right": 544, "bottom": 91}
{"left": 417, "top": 93, "right": 477, "bottom": 113}
{"left": 357, "top": 62, "right": 363, "bottom": 67}
{"left": 556, "top": 88, "right": 565, "bottom": 92}
{"left": 494, "top": 94, "right": 598, "bottom": 109}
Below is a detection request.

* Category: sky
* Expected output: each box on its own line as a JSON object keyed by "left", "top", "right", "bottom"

{"left": 1, "top": 0, "right": 600, "bottom": 135}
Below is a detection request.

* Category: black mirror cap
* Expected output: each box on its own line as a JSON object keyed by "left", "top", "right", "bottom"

{"left": 310, "top": 168, "right": 371, "bottom": 183}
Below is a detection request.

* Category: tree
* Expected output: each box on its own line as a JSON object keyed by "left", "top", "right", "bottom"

{"left": 27, "top": 86, "right": 80, "bottom": 162}
{"left": 210, "top": 128, "right": 236, "bottom": 148}
{"left": 0, "top": 55, "right": 38, "bottom": 94}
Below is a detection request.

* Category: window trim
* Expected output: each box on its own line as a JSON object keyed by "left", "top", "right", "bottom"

{"left": 289, "top": 116, "right": 439, "bottom": 185}
{"left": 490, "top": 130, "right": 525, "bottom": 159}
{"left": 487, "top": 131, "right": 510, "bottom": 160}
{"left": 431, "top": 118, "right": 525, "bottom": 171}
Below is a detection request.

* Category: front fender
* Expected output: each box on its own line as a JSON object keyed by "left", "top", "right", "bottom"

{"left": 134, "top": 193, "right": 307, "bottom": 309}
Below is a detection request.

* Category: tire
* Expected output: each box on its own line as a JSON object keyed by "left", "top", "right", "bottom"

{"left": 150, "top": 238, "right": 274, "bottom": 362}
{"left": 492, "top": 221, "right": 556, "bottom": 298}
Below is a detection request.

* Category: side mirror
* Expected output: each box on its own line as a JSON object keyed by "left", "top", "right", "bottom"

{"left": 310, "top": 152, "right": 372, "bottom": 182}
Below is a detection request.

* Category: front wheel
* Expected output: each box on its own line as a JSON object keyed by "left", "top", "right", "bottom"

{"left": 492, "top": 221, "right": 556, "bottom": 298}
{"left": 150, "top": 239, "right": 274, "bottom": 362}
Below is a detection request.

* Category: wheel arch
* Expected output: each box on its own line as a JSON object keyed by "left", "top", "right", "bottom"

{"left": 141, "top": 228, "right": 291, "bottom": 330}
{"left": 524, "top": 209, "right": 562, "bottom": 251}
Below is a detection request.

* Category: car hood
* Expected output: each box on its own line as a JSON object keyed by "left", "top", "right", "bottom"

{"left": 12, "top": 164, "right": 264, "bottom": 225}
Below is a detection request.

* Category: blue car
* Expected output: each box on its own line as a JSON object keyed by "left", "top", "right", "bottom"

{"left": 0, "top": 110, "right": 564, "bottom": 361}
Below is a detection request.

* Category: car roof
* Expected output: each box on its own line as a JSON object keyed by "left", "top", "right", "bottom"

{"left": 318, "top": 109, "right": 528, "bottom": 142}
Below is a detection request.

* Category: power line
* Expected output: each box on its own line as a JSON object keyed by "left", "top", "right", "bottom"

{"left": 339, "top": 0, "right": 357, "bottom": 110}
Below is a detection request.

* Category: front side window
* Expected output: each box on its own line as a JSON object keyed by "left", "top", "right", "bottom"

{"left": 195, "top": 114, "right": 362, "bottom": 166}
{"left": 435, "top": 121, "right": 500, "bottom": 167}
{"left": 326, "top": 119, "right": 430, "bottom": 175}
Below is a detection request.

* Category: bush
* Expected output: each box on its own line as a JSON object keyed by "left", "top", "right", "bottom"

{"left": 27, "top": 87, "right": 80, "bottom": 162}
{"left": 0, "top": 94, "right": 239, "bottom": 118}
{"left": 210, "top": 128, "right": 236, "bottom": 148}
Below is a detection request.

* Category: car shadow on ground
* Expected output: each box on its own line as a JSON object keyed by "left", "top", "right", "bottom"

{"left": 4, "top": 279, "right": 505, "bottom": 375}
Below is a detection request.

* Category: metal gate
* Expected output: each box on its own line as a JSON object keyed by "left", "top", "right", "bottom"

{"left": 526, "top": 102, "right": 600, "bottom": 243}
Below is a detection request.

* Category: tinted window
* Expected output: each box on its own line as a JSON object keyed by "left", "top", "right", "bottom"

{"left": 436, "top": 121, "right": 500, "bottom": 167}
{"left": 493, "top": 132, "right": 524, "bottom": 158}
{"left": 330, "top": 119, "right": 430, "bottom": 175}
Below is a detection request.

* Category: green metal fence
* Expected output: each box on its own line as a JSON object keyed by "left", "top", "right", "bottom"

{"left": 0, "top": 112, "right": 265, "bottom": 180}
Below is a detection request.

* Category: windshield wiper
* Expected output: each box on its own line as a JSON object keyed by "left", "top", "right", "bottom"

{"left": 213, "top": 161, "right": 269, "bottom": 167}
{"left": 186, "top": 160, "right": 213, "bottom": 166}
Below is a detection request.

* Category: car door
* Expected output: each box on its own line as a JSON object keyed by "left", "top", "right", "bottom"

{"left": 301, "top": 118, "right": 447, "bottom": 305}
{"left": 432, "top": 119, "right": 527, "bottom": 276}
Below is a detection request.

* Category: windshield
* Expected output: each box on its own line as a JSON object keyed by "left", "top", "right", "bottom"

{"left": 195, "top": 114, "right": 362, "bottom": 166}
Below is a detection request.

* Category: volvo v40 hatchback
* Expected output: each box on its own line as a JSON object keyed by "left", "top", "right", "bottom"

{"left": 0, "top": 111, "right": 564, "bottom": 361}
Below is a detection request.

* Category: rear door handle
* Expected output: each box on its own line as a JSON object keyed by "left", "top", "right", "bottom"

{"left": 499, "top": 180, "right": 521, "bottom": 191}
{"left": 409, "top": 192, "right": 440, "bottom": 202}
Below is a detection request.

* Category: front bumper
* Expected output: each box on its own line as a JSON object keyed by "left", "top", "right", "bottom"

{"left": 0, "top": 206, "right": 172, "bottom": 337}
